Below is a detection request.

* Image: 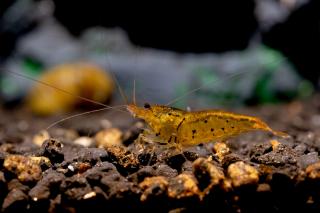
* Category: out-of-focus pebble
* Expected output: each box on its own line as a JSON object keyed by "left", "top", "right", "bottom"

{"left": 106, "top": 146, "right": 139, "bottom": 175}
{"left": 298, "top": 152, "right": 319, "bottom": 169}
{"left": 33, "top": 130, "right": 50, "bottom": 147}
{"left": 4, "top": 155, "right": 50, "bottom": 183}
{"left": 73, "top": 136, "right": 94, "bottom": 147}
{"left": 193, "top": 157, "right": 225, "bottom": 191}
{"left": 168, "top": 173, "right": 200, "bottom": 200}
{"left": 156, "top": 164, "right": 178, "bottom": 178}
{"left": 83, "top": 191, "right": 96, "bottom": 199}
{"left": 27, "top": 62, "right": 114, "bottom": 115}
{"left": 17, "top": 120, "right": 29, "bottom": 132}
{"left": 39, "top": 139, "right": 64, "bottom": 163}
{"left": 213, "top": 142, "right": 230, "bottom": 161}
{"left": 306, "top": 162, "right": 320, "bottom": 179}
{"left": 227, "top": 161, "right": 259, "bottom": 188}
{"left": 51, "top": 128, "right": 78, "bottom": 141}
{"left": 270, "top": 139, "right": 280, "bottom": 150}
{"left": 100, "top": 119, "right": 112, "bottom": 129}
{"left": 256, "top": 183, "right": 271, "bottom": 192}
{"left": 139, "top": 176, "right": 168, "bottom": 202}
{"left": 95, "top": 128, "right": 123, "bottom": 149}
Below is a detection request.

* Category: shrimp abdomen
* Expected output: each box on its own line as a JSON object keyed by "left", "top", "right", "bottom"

{"left": 176, "top": 110, "right": 287, "bottom": 146}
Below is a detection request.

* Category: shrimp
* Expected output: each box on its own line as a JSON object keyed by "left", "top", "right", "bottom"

{"left": 127, "top": 103, "right": 289, "bottom": 147}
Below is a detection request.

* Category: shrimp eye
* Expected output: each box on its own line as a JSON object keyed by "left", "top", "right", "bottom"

{"left": 144, "top": 103, "right": 151, "bottom": 109}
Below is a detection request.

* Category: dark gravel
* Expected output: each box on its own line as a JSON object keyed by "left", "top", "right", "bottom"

{"left": 0, "top": 95, "right": 320, "bottom": 212}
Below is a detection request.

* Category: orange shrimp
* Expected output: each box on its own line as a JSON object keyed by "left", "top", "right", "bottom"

{"left": 127, "top": 103, "right": 289, "bottom": 147}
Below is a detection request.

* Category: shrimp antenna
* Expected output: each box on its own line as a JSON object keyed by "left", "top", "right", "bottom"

{"left": 5, "top": 70, "right": 111, "bottom": 108}
{"left": 111, "top": 72, "right": 129, "bottom": 105}
{"left": 104, "top": 49, "right": 129, "bottom": 105}
{"left": 133, "top": 79, "right": 136, "bottom": 105}
{"left": 46, "top": 105, "right": 128, "bottom": 130}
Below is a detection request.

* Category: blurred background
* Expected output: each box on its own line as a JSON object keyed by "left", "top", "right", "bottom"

{"left": 0, "top": 0, "right": 319, "bottom": 115}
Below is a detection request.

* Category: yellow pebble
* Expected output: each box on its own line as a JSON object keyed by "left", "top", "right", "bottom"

{"left": 27, "top": 62, "right": 114, "bottom": 115}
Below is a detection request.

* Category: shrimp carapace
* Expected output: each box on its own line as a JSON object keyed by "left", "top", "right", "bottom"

{"left": 127, "top": 103, "right": 289, "bottom": 147}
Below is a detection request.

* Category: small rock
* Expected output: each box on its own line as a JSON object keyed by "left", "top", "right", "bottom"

{"left": 193, "top": 157, "right": 225, "bottom": 192}
{"left": 221, "top": 153, "right": 242, "bottom": 168}
{"left": 155, "top": 164, "right": 178, "bottom": 178}
{"left": 83, "top": 191, "right": 96, "bottom": 199}
{"left": 29, "top": 170, "right": 65, "bottom": 202}
{"left": 128, "top": 166, "right": 155, "bottom": 183}
{"left": 73, "top": 137, "right": 94, "bottom": 147}
{"left": 68, "top": 162, "right": 92, "bottom": 174}
{"left": 33, "top": 130, "right": 50, "bottom": 147}
{"left": 166, "top": 153, "right": 186, "bottom": 171}
{"left": 168, "top": 173, "right": 200, "bottom": 200}
{"left": 29, "top": 185, "right": 50, "bottom": 201}
{"left": 212, "top": 142, "right": 230, "bottom": 161}
{"left": 293, "top": 143, "right": 307, "bottom": 155}
{"left": 184, "top": 145, "right": 212, "bottom": 159}
{"left": 256, "top": 183, "right": 271, "bottom": 192}
{"left": 168, "top": 208, "right": 187, "bottom": 213}
{"left": 106, "top": 146, "right": 139, "bottom": 175}
{"left": 50, "top": 128, "right": 79, "bottom": 141}
{"left": 139, "top": 176, "right": 169, "bottom": 202}
{"left": 75, "top": 148, "right": 109, "bottom": 163}
{"left": 181, "top": 161, "right": 193, "bottom": 173}
{"left": 227, "top": 161, "right": 259, "bottom": 188}
{"left": 61, "top": 176, "right": 92, "bottom": 201}
{"left": 4, "top": 155, "right": 50, "bottom": 183}
{"left": 100, "top": 173, "right": 126, "bottom": 187}
{"left": 250, "top": 143, "right": 273, "bottom": 158}
{"left": 39, "top": 139, "right": 64, "bottom": 163}
{"left": 250, "top": 143, "right": 298, "bottom": 166}
{"left": 0, "top": 171, "right": 6, "bottom": 190}
{"left": 48, "top": 195, "right": 61, "bottom": 213}
{"left": 95, "top": 128, "right": 123, "bottom": 149}
{"left": 17, "top": 120, "right": 29, "bottom": 132}
{"left": 84, "top": 162, "right": 117, "bottom": 185}
{"left": 67, "top": 164, "right": 75, "bottom": 172}
{"left": 137, "top": 151, "right": 157, "bottom": 166}
{"left": 0, "top": 152, "right": 6, "bottom": 168}
{"left": 99, "top": 119, "right": 112, "bottom": 129}
{"left": 30, "top": 156, "right": 51, "bottom": 166}
{"left": 0, "top": 144, "right": 15, "bottom": 155}
{"left": 306, "top": 162, "right": 320, "bottom": 179}
{"left": 182, "top": 151, "right": 198, "bottom": 162}
{"left": 296, "top": 132, "right": 315, "bottom": 145}
{"left": 7, "top": 179, "right": 29, "bottom": 191}
{"left": 298, "top": 152, "right": 319, "bottom": 169}
{"left": 270, "top": 139, "right": 281, "bottom": 150}
{"left": 2, "top": 188, "right": 28, "bottom": 212}
{"left": 101, "top": 176, "right": 139, "bottom": 201}
{"left": 2, "top": 179, "right": 29, "bottom": 211}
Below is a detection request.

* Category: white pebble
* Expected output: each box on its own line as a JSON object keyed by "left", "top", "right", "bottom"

{"left": 68, "top": 165, "right": 75, "bottom": 172}
{"left": 83, "top": 191, "right": 96, "bottom": 199}
{"left": 73, "top": 137, "right": 94, "bottom": 147}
